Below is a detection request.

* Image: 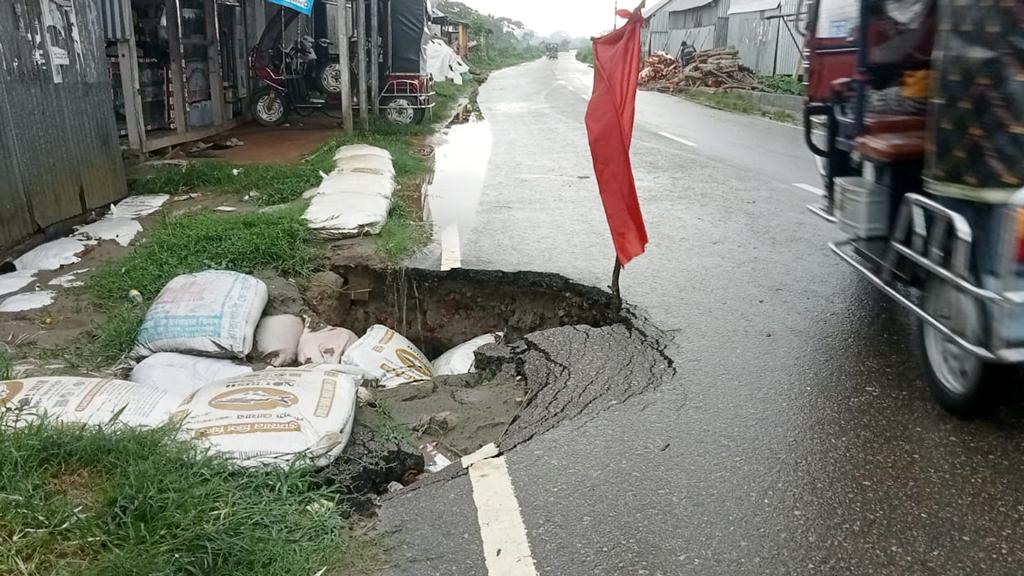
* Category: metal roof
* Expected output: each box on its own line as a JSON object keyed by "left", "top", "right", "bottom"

{"left": 643, "top": 0, "right": 715, "bottom": 18}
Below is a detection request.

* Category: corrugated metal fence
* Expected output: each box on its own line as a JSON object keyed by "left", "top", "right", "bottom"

{"left": 0, "top": 0, "right": 126, "bottom": 253}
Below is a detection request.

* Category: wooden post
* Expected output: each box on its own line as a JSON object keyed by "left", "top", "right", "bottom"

{"left": 611, "top": 258, "right": 622, "bottom": 305}
{"left": 205, "top": 0, "right": 225, "bottom": 126}
{"left": 356, "top": 0, "right": 369, "bottom": 130}
{"left": 370, "top": 0, "right": 380, "bottom": 116}
{"left": 116, "top": 0, "right": 146, "bottom": 153}
{"left": 165, "top": 0, "right": 187, "bottom": 134}
{"left": 338, "top": 0, "right": 354, "bottom": 135}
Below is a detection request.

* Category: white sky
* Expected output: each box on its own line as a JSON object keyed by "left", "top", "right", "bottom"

{"left": 456, "top": 0, "right": 630, "bottom": 38}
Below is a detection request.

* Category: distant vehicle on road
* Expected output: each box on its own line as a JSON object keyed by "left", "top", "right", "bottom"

{"left": 546, "top": 43, "right": 559, "bottom": 60}
{"left": 803, "top": 0, "right": 1024, "bottom": 416}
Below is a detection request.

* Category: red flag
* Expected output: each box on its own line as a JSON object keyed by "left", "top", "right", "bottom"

{"left": 586, "top": 3, "right": 648, "bottom": 267}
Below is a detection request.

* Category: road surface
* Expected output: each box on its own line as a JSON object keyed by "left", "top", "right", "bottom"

{"left": 380, "top": 56, "right": 1024, "bottom": 575}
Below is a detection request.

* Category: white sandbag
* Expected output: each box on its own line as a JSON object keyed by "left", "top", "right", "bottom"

{"left": 341, "top": 325, "right": 433, "bottom": 389}
{"left": 255, "top": 315, "right": 304, "bottom": 367}
{"left": 333, "top": 144, "right": 392, "bottom": 162}
{"left": 132, "top": 271, "right": 268, "bottom": 360}
{"left": 335, "top": 154, "right": 396, "bottom": 177}
{"left": 318, "top": 171, "right": 396, "bottom": 199}
{"left": 304, "top": 186, "right": 393, "bottom": 238}
{"left": 131, "top": 353, "right": 253, "bottom": 395}
{"left": 432, "top": 333, "right": 502, "bottom": 376}
{"left": 297, "top": 326, "right": 358, "bottom": 364}
{"left": 0, "top": 377, "right": 189, "bottom": 428}
{"left": 175, "top": 366, "right": 359, "bottom": 467}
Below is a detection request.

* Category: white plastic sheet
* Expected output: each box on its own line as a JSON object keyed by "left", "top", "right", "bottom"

{"left": 74, "top": 216, "right": 144, "bottom": 247}
{"left": 426, "top": 38, "right": 470, "bottom": 85}
{"left": 110, "top": 194, "right": 169, "bottom": 218}
{"left": 0, "top": 291, "right": 55, "bottom": 313}
{"left": 0, "top": 270, "right": 37, "bottom": 298}
{"left": 14, "top": 237, "right": 95, "bottom": 271}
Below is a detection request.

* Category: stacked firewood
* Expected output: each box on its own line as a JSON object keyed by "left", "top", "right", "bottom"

{"left": 639, "top": 48, "right": 760, "bottom": 92}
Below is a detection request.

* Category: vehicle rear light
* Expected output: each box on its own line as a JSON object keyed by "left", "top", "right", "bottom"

{"left": 1016, "top": 209, "right": 1024, "bottom": 262}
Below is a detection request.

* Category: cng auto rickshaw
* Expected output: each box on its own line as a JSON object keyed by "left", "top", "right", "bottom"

{"left": 802, "top": 0, "right": 1024, "bottom": 415}
{"left": 546, "top": 43, "right": 560, "bottom": 60}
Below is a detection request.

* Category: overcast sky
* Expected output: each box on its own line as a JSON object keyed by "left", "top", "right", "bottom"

{"left": 456, "top": 0, "right": 630, "bottom": 38}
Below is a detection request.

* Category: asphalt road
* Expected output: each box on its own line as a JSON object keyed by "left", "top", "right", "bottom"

{"left": 380, "top": 56, "right": 1024, "bottom": 575}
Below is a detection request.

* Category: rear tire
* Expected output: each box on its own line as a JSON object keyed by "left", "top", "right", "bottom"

{"left": 252, "top": 88, "right": 289, "bottom": 127}
{"left": 380, "top": 96, "right": 426, "bottom": 126}
{"left": 918, "top": 278, "right": 1003, "bottom": 417}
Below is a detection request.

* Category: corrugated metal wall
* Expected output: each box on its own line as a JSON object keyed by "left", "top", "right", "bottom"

{"left": 643, "top": 0, "right": 729, "bottom": 56}
{"left": 773, "top": 0, "right": 804, "bottom": 75}
{"left": 0, "top": 0, "right": 126, "bottom": 253}
{"left": 727, "top": 8, "right": 781, "bottom": 75}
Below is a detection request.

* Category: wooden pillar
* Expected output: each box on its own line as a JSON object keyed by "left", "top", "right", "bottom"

{"left": 370, "top": 0, "right": 380, "bottom": 116}
{"left": 356, "top": 0, "right": 369, "bottom": 130}
{"left": 165, "top": 0, "right": 187, "bottom": 134}
{"left": 338, "top": 0, "right": 354, "bottom": 135}
{"left": 205, "top": 0, "right": 224, "bottom": 126}
{"left": 117, "top": 0, "right": 146, "bottom": 152}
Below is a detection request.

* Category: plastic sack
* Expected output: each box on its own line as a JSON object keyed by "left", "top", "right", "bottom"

{"left": 335, "top": 154, "right": 396, "bottom": 177}
{"left": 174, "top": 366, "right": 359, "bottom": 467}
{"left": 131, "top": 353, "right": 253, "bottom": 394}
{"left": 132, "top": 271, "right": 268, "bottom": 360}
{"left": 426, "top": 38, "right": 469, "bottom": 85}
{"left": 303, "top": 172, "right": 395, "bottom": 238}
{"left": 297, "top": 326, "right": 358, "bottom": 364}
{"left": 333, "top": 144, "right": 392, "bottom": 162}
{"left": 341, "top": 325, "right": 433, "bottom": 389}
{"left": 254, "top": 315, "right": 304, "bottom": 367}
{"left": 0, "top": 377, "right": 190, "bottom": 428}
{"left": 432, "top": 333, "right": 502, "bottom": 376}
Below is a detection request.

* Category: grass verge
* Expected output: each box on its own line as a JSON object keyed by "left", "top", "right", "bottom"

{"left": 57, "top": 204, "right": 318, "bottom": 369}
{"left": 0, "top": 415, "right": 382, "bottom": 576}
{"left": 678, "top": 88, "right": 797, "bottom": 124}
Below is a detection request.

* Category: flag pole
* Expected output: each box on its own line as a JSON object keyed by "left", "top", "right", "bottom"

{"left": 611, "top": 258, "right": 622, "bottom": 304}
{"left": 613, "top": 1, "right": 619, "bottom": 29}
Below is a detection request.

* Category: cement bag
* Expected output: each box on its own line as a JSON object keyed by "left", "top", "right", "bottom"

{"left": 297, "top": 326, "right": 358, "bottom": 364}
{"left": 335, "top": 154, "right": 396, "bottom": 178}
{"left": 254, "top": 315, "right": 304, "bottom": 367}
{"left": 334, "top": 144, "right": 392, "bottom": 162}
{"left": 131, "top": 353, "right": 253, "bottom": 394}
{"left": 317, "top": 171, "right": 396, "bottom": 199}
{"left": 433, "top": 333, "right": 502, "bottom": 376}
{"left": 303, "top": 178, "right": 394, "bottom": 238}
{"left": 341, "top": 325, "right": 433, "bottom": 389}
{"left": 0, "top": 377, "right": 189, "bottom": 428}
{"left": 175, "top": 366, "right": 359, "bottom": 467}
{"left": 133, "top": 271, "right": 268, "bottom": 360}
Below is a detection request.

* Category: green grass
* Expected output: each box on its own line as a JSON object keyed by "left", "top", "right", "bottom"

{"left": 374, "top": 196, "right": 427, "bottom": 265}
{"left": 56, "top": 205, "right": 318, "bottom": 368}
{"left": 678, "top": 88, "right": 797, "bottom": 124}
{"left": 131, "top": 162, "right": 324, "bottom": 207}
{"left": 0, "top": 415, "right": 382, "bottom": 576}
{"left": 469, "top": 46, "right": 543, "bottom": 74}
{"left": 575, "top": 45, "right": 594, "bottom": 65}
{"left": 0, "top": 348, "right": 11, "bottom": 380}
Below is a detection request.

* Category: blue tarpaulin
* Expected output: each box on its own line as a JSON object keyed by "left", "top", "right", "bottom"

{"left": 268, "top": 0, "right": 314, "bottom": 15}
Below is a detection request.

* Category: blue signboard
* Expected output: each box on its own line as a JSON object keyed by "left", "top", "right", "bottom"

{"left": 268, "top": 0, "right": 315, "bottom": 16}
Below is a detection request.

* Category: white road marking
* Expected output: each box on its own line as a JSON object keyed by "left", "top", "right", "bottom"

{"left": 657, "top": 131, "right": 698, "bottom": 147}
{"left": 469, "top": 456, "right": 539, "bottom": 576}
{"left": 462, "top": 443, "right": 499, "bottom": 468}
{"left": 792, "top": 183, "right": 825, "bottom": 196}
{"left": 440, "top": 224, "right": 462, "bottom": 271}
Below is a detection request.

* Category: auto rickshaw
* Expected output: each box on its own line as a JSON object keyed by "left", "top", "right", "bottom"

{"left": 546, "top": 43, "right": 560, "bottom": 60}
{"left": 802, "top": 0, "right": 1024, "bottom": 415}
{"left": 250, "top": 0, "right": 435, "bottom": 127}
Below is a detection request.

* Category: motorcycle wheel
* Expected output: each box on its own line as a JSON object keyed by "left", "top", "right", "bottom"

{"left": 380, "top": 96, "right": 426, "bottom": 126}
{"left": 252, "top": 88, "right": 289, "bottom": 127}
{"left": 317, "top": 63, "right": 343, "bottom": 95}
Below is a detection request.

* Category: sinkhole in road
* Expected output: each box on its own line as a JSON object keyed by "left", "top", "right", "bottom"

{"left": 311, "top": 265, "right": 675, "bottom": 501}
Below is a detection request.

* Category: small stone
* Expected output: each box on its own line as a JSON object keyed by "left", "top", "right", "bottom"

{"left": 415, "top": 411, "right": 458, "bottom": 434}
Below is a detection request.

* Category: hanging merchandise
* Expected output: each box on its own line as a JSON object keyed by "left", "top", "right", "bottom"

{"left": 268, "top": 0, "right": 315, "bottom": 16}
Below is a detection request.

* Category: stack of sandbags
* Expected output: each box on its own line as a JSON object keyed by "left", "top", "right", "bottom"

{"left": 304, "top": 145, "right": 397, "bottom": 238}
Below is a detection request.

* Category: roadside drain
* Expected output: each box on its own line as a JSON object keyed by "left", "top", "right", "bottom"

{"left": 308, "top": 266, "right": 675, "bottom": 507}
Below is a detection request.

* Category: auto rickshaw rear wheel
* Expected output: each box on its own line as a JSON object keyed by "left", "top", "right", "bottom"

{"left": 253, "top": 88, "right": 289, "bottom": 127}
{"left": 918, "top": 277, "right": 1003, "bottom": 417}
{"left": 381, "top": 96, "right": 425, "bottom": 125}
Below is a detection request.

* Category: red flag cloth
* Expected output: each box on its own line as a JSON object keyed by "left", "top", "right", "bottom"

{"left": 586, "top": 4, "right": 648, "bottom": 266}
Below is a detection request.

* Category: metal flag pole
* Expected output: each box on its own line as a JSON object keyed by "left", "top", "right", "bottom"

{"left": 613, "top": 0, "right": 619, "bottom": 29}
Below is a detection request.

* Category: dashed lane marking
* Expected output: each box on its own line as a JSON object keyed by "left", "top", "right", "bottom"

{"left": 469, "top": 456, "right": 539, "bottom": 576}
{"left": 440, "top": 224, "right": 462, "bottom": 271}
{"left": 792, "top": 183, "right": 825, "bottom": 196}
{"left": 657, "top": 131, "right": 698, "bottom": 147}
